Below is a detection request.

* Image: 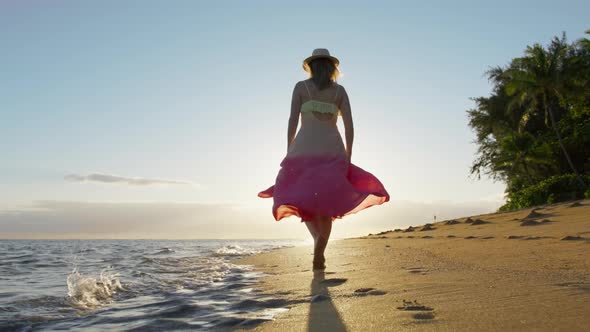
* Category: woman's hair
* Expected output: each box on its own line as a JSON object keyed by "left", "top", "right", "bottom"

{"left": 309, "top": 58, "right": 339, "bottom": 90}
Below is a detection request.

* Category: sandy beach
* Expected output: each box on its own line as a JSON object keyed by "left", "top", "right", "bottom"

{"left": 238, "top": 200, "right": 590, "bottom": 331}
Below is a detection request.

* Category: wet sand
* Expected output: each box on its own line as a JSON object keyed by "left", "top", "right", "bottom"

{"left": 238, "top": 200, "right": 590, "bottom": 331}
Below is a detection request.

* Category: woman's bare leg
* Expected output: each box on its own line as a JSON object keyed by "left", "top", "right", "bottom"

{"left": 312, "top": 215, "right": 332, "bottom": 269}
{"left": 304, "top": 220, "right": 320, "bottom": 245}
{"left": 305, "top": 220, "right": 323, "bottom": 269}
{"left": 316, "top": 216, "right": 333, "bottom": 240}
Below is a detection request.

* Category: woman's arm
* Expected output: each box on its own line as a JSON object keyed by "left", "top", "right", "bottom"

{"left": 338, "top": 86, "right": 354, "bottom": 161}
{"left": 287, "top": 82, "right": 301, "bottom": 149}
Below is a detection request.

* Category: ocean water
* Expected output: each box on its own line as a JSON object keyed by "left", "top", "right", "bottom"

{"left": 0, "top": 239, "right": 303, "bottom": 331}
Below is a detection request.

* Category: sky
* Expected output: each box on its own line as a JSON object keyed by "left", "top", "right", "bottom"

{"left": 1, "top": 0, "right": 589, "bottom": 239}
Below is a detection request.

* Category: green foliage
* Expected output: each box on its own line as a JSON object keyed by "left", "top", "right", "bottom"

{"left": 500, "top": 174, "right": 590, "bottom": 211}
{"left": 468, "top": 29, "right": 590, "bottom": 210}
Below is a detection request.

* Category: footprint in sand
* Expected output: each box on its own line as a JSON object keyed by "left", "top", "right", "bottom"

{"left": 446, "top": 235, "right": 457, "bottom": 238}
{"left": 526, "top": 209, "right": 543, "bottom": 218}
{"left": 464, "top": 236, "right": 478, "bottom": 239}
{"left": 412, "top": 312, "right": 436, "bottom": 320}
{"left": 470, "top": 219, "right": 489, "bottom": 226}
{"left": 397, "top": 299, "right": 434, "bottom": 311}
{"left": 524, "top": 209, "right": 555, "bottom": 219}
{"left": 355, "top": 287, "right": 375, "bottom": 293}
{"left": 507, "top": 235, "right": 525, "bottom": 239}
{"left": 406, "top": 267, "right": 427, "bottom": 274}
{"left": 420, "top": 224, "right": 435, "bottom": 231}
{"left": 421, "top": 235, "right": 433, "bottom": 239}
{"left": 376, "top": 230, "right": 392, "bottom": 236}
{"left": 481, "top": 236, "right": 495, "bottom": 239}
{"left": 444, "top": 220, "right": 460, "bottom": 225}
{"left": 520, "top": 220, "right": 541, "bottom": 226}
{"left": 555, "top": 282, "right": 590, "bottom": 293}
{"left": 520, "top": 219, "right": 553, "bottom": 226}
{"left": 369, "top": 290, "right": 388, "bottom": 295}
{"left": 397, "top": 300, "right": 436, "bottom": 320}
{"left": 561, "top": 235, "right": 585, "bottom": 241}
{"left": 353, "top": 288, "right": 387, "bottom": 296}
{"left": 320, "top": 278, "right": 348, "bottom": 286}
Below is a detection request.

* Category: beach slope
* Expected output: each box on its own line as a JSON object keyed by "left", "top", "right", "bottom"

{"left": 238, "top": 200, "right": 590, "bottom": 331}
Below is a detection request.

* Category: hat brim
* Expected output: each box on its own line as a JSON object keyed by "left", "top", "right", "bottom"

{"left": 302, "top": 55, "right": 340, "bottom": 72}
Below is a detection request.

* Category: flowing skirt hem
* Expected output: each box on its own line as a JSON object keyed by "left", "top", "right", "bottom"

{"left": 271, "top": 193, "right": 389, "bottom": 222}
{"left": 258, "top": 158, "right": 390, "bottom": 222}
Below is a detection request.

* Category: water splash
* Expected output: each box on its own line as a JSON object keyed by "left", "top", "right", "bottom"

{"left": 1, "top": 239, "right": 302, "bottom": 331}
{"left": 66, "top": 267, "right": 123, "bottom": 309}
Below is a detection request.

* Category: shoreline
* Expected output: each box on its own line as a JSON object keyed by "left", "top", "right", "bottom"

{"left": 237, "top": 200, "right": 590, "bottom": 331}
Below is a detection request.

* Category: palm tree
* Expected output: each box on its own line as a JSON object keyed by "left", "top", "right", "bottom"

{"left": 467, "top": 91, "right": 513, "bottom": 181}
{"left": 573, "top": 30, "right": 590, "bottom": 105}
{"left": 494, "top": 132, "right": 555, "bottom": 188}
{"left": 579, "top": 30, "right": 590, "bottom": 51}
{"left": 502, "top": 34, "right": 586, "bottom": 187}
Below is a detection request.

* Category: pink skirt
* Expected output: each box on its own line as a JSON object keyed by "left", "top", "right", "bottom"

{"left": 258, "top": 155, "right": 389, "bottom": 221}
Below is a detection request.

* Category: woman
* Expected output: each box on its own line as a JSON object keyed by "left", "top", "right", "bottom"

{"left": 259, "top": 48, "right": 389, "bottom": 270}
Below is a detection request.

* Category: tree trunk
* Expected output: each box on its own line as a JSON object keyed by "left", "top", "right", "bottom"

{"left": 521, "top": 156, "right": 535, "bottom": 185}
{"left": 546, "top": 104, "right": 586, "bottom": 188}
{"left": 510, "top": 131, "right": 535, "bottom": 185}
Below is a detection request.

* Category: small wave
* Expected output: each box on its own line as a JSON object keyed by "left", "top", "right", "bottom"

{"left": 66, "top": 267, "right": 123, "bottom": 310}
{"left": 214, "top": 245, "right": 260, "bottom": 257}
{"left": 140, "top": 256, "right": 155, "bottom": 264}
{"left": 154, "top": 248, "right": 175, "bottom": 255}
{"left": 0, "top": 240, "right": 301, "bottom": 330}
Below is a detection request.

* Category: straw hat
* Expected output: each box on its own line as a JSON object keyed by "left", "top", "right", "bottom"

{"left": 302, "top": 48, "right": 340, "bottom": 72}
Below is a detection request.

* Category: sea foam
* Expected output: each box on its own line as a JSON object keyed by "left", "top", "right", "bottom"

{"left": 214, "top": 244, "right": 261, "bottom": 257}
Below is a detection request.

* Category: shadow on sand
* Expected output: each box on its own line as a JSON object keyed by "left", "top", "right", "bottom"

{"left": 308, "top": 271, "right": 347, "bottom": 332}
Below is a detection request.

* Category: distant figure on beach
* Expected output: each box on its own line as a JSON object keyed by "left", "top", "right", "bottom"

{"left": 258, "top": 49, "right": 390, "bottom": 270}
